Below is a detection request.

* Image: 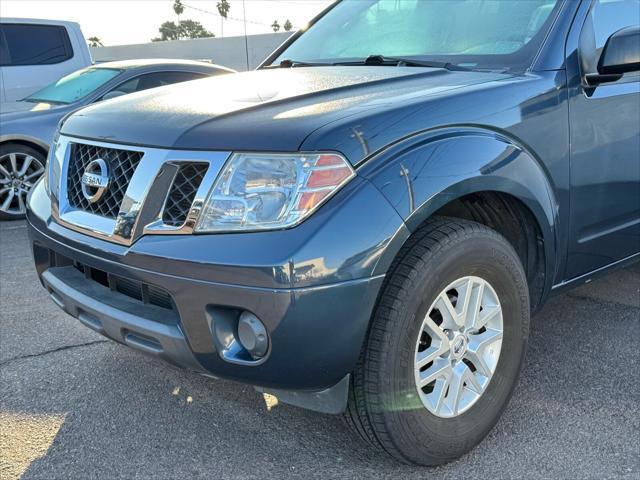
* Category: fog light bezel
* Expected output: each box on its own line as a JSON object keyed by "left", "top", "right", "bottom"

{"left": 206, "top": 306, "right": 271, "bottom": 366}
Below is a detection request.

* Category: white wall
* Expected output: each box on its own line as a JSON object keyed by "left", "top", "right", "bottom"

{"left": 90, "top": 32, "right": 293, "bottom": 71}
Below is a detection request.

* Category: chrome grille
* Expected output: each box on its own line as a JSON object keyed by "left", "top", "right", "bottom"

{"left": 66, "top": 143, "right": 143, "bottom": 219}
{"left": 52, "top": 135, "right": 231, "bottom": 246}
{"left": 162, "top": 163, "right": 209, "bottom": 227}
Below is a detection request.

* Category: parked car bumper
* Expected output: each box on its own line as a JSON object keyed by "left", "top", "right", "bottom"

{"left": 26, "top": 179, "right": 397, "bottom": 411}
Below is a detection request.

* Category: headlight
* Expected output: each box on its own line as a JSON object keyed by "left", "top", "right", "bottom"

{"left": 195, "top": 152, "right": 355, "bottom": 232}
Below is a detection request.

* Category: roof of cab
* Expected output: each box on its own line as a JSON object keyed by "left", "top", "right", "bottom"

{"left": 0, "top": 17, "right": 82, "bottom": 28}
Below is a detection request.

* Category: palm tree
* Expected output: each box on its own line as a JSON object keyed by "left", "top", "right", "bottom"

{"left": 271, "top": 20, "right": 281, "bottom": 32}
{"left": 216, "top": 0, "right": 231, "bottom": 38}
{"left": 173, "top": 0, "right": 185, "bottom": 17}
{"left": 87, "top": 36, "right": 103, "bottom": 47}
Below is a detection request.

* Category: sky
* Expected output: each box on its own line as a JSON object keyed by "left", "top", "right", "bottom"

{"left": 0, "top": 0, "right": 333, "bottom": 45}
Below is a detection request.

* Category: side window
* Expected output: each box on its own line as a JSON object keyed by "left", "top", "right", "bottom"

{"left": 110, "top": 77, "right": 140, "bottom": 95}
{"left": 109, "top": 71, "right": 206, "bottom": 96}
{"left": 0, "top": 24, "right": 73, "bottom": 66}
{"left": 579, "top": 0, "right": 640, "bottom": 74}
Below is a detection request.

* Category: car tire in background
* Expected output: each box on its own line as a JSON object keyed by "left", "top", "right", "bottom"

{"left": 0, "top": 143, "right": 46, "bottom": 220}
{"left": 345, "top": 217, "right": 530, "bottom": 465}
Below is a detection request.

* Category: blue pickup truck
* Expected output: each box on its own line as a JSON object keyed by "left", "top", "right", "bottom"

{"left": 26, "top": 0, "right": 639, "bottom": 466}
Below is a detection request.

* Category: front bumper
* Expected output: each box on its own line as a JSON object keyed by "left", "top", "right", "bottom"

{"left": 26, "top": 178, "right": 403, "bottom": 410}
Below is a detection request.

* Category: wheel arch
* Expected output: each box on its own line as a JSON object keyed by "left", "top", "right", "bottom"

{"left": 0, "top": 135, "right": 49, "bottom": 158}
{"left": 361, "top": 126, "right": 559, "bottom": 311}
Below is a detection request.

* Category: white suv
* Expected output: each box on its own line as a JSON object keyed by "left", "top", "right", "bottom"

{"left": 0, "top": 18, "right": 92, "bottom": 102}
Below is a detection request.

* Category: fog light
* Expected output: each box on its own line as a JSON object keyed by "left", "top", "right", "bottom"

{"left": 237, "top": 311, "right": 269, "bottom": 359}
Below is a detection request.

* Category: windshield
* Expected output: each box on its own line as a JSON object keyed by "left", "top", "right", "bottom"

{"left": 274, "top": 0, "right": 562, "bottom": 71}
{"left": 25, "top": 67, "right": 122, "bottom": 104}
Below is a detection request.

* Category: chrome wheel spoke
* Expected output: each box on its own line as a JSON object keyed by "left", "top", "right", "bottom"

{"left": 468, "top": 328, "right": 503, "bottom": 354}
{"left": 429, "top": 378, "right": 449, "bottom": 414}
{"left": 17, "top": 192, "right": 26, "bottom": 213}
{"left": 465, "top": 280, "right": 484, "bottom": 329}
{"left": 24, "top": 167, "right": 45, "bottom": 181}
{"left": 418, "top": 358, "right": 451, "bottom": 388}
{"left": 466, "top": 329, "right": 502, "bottom": 377}
{"left": 415, "top": 276, "right": 504, "bottom": 418}
{"left": 0, "top": 164, "right": 11, "bottom": 179}
{"left": 417, "top": 316, "right": 451, "bottom": 369}
{"left": 9, "top": 153, "right": 19, "bottom": 175}
{"left": 18, "top": 155, "right": 35, "bottom": 176}
{"left": 416, "top": 345, "right": 444, "bottom": 369}
{"left": 1, "top": 189, "right": 15, "bottom": 210}
{"left": 443, "top": 362, "right": 466, "bottom": 415}
{"left": 474, "top": 304, "right": 501, "bottom": 331}
{"left": 435, "top": 292, "right": 463, "bottom": 330}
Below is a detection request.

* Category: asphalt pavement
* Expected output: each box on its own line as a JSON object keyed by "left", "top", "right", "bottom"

{"left": 1, "top": 219, "right": 639, "bottom": 480}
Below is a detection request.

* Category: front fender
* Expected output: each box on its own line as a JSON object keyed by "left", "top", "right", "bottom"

{"left": 358, "top": 127, "right": 559, "bottom": 290}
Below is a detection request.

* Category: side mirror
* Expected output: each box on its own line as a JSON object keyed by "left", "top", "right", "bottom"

{"left": 586, "top": 26, "right": 640, "bottom": 86}
{"left": 101, "top": 90, "right": 127, "bottom": 101}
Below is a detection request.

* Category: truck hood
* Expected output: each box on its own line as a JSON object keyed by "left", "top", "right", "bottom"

{"left": 61, "top": 66, "right": 512, "bottom": 154}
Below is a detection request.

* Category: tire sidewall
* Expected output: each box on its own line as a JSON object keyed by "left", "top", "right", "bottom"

{"left": 373, "top": 231, "right": 530, "bottom": 463}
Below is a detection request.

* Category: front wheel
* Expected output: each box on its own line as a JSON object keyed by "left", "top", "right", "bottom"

{"left": 0, "top": 144, "right": 46, "bottom": 220}
{"left": 345, "top": 217, "right": 530, "bottom": 465}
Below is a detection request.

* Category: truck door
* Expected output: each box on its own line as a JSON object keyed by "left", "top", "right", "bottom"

{"left": 566, "top": 0, "right": 640, "bottom": 279}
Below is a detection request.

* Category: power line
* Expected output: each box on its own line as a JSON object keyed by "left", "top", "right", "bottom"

{"left": 181, "top": 1, "right": 298, "bottom": 29}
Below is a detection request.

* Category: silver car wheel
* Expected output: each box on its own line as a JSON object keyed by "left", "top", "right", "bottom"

{"left": 414, "top": 276, "right": 504, "bottom": 418}
{"left": 0, "top": 152, "right": 45, "bottom": 216}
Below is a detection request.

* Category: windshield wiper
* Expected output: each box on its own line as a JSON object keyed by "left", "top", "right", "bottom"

{"left": 265, "top": 59, "right": 335, "bottom": 69}
{"left": 338, "top": 55, "right": 472, "bottom": 72}
{"left": 266, "top": 55, "right": 474, "bottom": 72}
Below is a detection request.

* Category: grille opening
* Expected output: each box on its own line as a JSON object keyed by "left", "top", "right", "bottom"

{"left": 69, "top": 257, "right": 174, "bottom": 312}
{"left": 115, "top": 276, "right": 143, "bottom": 302}
{"left": 66, "top": 143, "right": 143, "bottom": 219}
{"left": 90, "top": 267, "right": 109, "bottom": 288}
{"left": 162, "top": 162, "right": 209, "bottom": 227}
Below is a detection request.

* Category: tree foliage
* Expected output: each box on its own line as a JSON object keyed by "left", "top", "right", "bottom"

{"left": 216, "top": 0, "right": 231, "bottom": 19}
{"left": 87, "top": 36, "right": 103, "bottom": 47}
{"left": 152, "top": 19, "right": 214, "bottom": 42}
{"left": 271, "top": 20, "right": 281, "bottom": 32}
{"left": 283, "top": 19, "right": 293, "bottom": 32}
{"left": 216, "top": 0, "right": 231, "bottom": 38}
{"left": 173, "top": 0, "right": 184, "bottom": 16}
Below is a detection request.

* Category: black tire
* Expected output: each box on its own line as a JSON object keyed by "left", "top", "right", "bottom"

{"left": 345, "top": 217, "right": 530, "bottom": 465}
{"left": 0, "top": 143, "right": 46, "bottom": 221}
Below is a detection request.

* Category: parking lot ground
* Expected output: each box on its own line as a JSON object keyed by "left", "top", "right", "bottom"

{"left": 1, "top": 219, "right": 639, "bottom": 480}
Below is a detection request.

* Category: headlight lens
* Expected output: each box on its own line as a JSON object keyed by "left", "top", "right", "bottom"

{"left": 196, "top": 152, "right": 354, "bottom": 232}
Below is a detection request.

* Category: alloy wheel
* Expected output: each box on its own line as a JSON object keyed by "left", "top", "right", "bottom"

{"left": 414, "top": 276, "right": 504, "bottom": 418}
{"left": 0, "top": 151, "right": 45, "bottom": 216}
